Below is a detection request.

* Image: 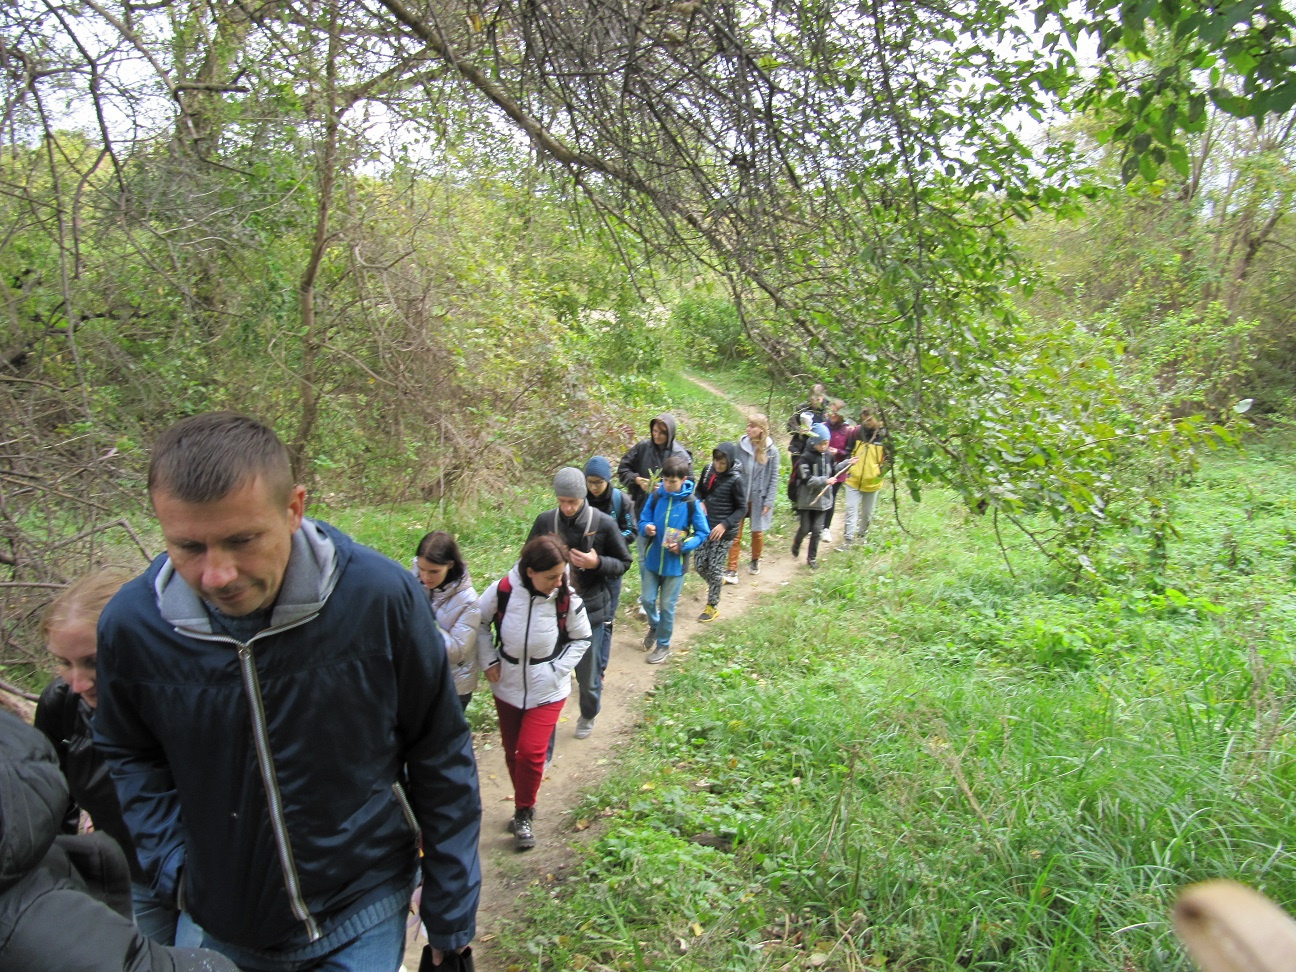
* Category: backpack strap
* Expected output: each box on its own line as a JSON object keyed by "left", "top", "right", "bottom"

{"left": 492, "top": 573, "right": 571, "bottom": 664}
{"left": 492, "top": 575, "right": 513, "bottom": 656}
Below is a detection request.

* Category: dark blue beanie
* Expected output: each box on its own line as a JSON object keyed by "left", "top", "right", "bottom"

{"left": 584, "top": 456, "right": 613, "bottom": 482}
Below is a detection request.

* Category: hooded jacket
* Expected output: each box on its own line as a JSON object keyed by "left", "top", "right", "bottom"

{"left": 639, "top": 480, "right": 711, "bottom": 576}
{"left": 617, "top": 413, "right": 693, "bottom": 514}
{"left": 94, "top": 519, "right": 481, "bottom": 954}
{"left": 527, "top": 504, "right": 631, "bottom": 626}
{"left": 737, "top": 434, "right": 781, "bottom": 533}
{"left": 475, "top": 566, "right": 592, "bottom": 710}
{"left": 0, "top": 711, "right": 239, "bottom": 972}
{"left": 425, "top": 572, "right": 482, "bottom": 697}
{"left": 695, "top": 443, "right": 748, "bottom": 541}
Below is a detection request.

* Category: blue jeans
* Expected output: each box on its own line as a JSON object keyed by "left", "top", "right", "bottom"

{"left": 200, "top": 887, "right": 409, "bottom": 971}
{"left": 640, "top": 571, "right": 684, "bottom": 648}
{"left": 575, "top": 622, "right": 608, "bottom": 720}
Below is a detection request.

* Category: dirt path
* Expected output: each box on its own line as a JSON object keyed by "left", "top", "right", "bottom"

{"left": 404, "top": 378, "right": 808, "bottom": 971}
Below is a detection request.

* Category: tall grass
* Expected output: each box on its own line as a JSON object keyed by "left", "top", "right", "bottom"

{"left": 493, "top": 446, "right": 1296, "bottom": 970}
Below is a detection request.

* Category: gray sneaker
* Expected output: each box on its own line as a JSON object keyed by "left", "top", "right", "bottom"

{"left": 748, "top": 560, "right": 760, "bottom": 575}
{"left": 512, "top": 807, "right": 535, "bottom": 850}
{"left": 646, "top": 644, "right": 671, "bottom": 665}
{"left": 575, "top": 716, "right": 595, "bottom": 739}
{"left": 642, "top": 627, "right": 657, "bottom": 651}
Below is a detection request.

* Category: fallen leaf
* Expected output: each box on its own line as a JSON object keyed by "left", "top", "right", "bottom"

{"left": 575, "top": 818, "right": 590, "bottom": 830}
{"left": 691, "top": 922, "right": 704, "bottom": 936}
{"left": 641, "top": 782, "right": 655, "bottom": 790}
{"left": 809, "top": 952, "right": 829, "bottom": 967}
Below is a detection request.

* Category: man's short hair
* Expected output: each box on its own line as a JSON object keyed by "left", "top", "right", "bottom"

{"left": 148, "top": 412, "right": 294, "bottom": 505}
{"left": 661, "top": 457, "right": 690, "bottom": 479}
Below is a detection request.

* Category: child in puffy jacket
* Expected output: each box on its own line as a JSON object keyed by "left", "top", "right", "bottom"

{"left": 638, "top": 456, "right": 710, "bottom": 665}
{"left": 792, "top": 423, "right": 856, "bottom": 569}
{"left": 693, "top": 442, "right": 747, "bottom": 623}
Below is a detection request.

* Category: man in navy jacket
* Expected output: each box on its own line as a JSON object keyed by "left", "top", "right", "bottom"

{"left": 94, "top": 412, "right": 480, "bottom": 971}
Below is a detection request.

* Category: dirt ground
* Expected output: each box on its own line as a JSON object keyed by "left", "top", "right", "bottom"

{"left": 401, "top": 513, "right": 828, "bottom": 971}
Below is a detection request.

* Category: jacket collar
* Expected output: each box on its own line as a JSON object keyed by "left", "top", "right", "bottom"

{"left": 154, "top": 518, "right": 341, "bottom": 634}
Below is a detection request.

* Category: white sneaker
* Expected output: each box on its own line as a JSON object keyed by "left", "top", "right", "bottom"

{"left": 574, "top": 716, "right": 595, "bottom": 739}
{"left": 822, "top": 530, "right": 834, "bottom": 543}
{"left": 722, "top": 570, "right": 739, "bottom": 585}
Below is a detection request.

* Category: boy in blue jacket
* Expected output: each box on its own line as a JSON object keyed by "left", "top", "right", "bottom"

{"left": 638, "top": 456, "right": 710, "bottom": 664}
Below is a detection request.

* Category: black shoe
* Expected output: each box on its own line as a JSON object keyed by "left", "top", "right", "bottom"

{"left": 512, "top": 807, "right": 535, "bottom": 850}
{"left": 791, "top": 544, "right": 801, "bottom": 558}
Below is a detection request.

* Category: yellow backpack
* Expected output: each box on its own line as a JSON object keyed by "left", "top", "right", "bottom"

{"left": 846, "top": 439, "right": 885, "bottom": 492}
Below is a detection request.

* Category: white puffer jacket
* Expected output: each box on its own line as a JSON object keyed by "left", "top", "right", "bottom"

{"left": 476, "top": 566, "right": 592, "bottom": 710}
{"left": 428, "top": 572, "right": 482, "bottom": 697}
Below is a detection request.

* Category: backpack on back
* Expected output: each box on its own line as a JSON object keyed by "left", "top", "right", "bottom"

{"left": 491, "top": 575, "right": 570, "bottom": 662}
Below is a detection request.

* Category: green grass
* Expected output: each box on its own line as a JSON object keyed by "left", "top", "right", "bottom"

{"left": 489, "top": 443, "right": 1296, "bottom": 971}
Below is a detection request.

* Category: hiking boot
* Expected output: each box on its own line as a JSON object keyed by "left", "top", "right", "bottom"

{"left": 575, "top": 716, "right": 595, "bottom": 739}
{"left": 722, "top": 570, "right": 739, "bottom": 585}
{"left": 698, "top": 604, "right": 719, "bottom": 622}
{"left": 646, "top": 644, "right": 671, "bottom": 664}
{"left": 748, "top": 560, "right": 760, "bottom": 575}
{"left": 642, "top": 627, "right": 657, "bottom": 651}
{"left": 512, "top": 808, "right": 535, "bottom": 850}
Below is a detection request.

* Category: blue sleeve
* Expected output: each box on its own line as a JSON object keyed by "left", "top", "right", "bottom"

{"left": 392, "top": 576, "right": 482, "bottom": 951}
{"left": 94, "top": 608, "right": 188, "bottom": 908}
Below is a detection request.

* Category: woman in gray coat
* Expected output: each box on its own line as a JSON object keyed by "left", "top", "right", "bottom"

{"left": 725, "top": 413, "right": 781, "bottom": 581}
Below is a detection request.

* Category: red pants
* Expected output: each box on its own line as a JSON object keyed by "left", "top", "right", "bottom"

{"left": 494, "top": 696, "right": 566, "bottom": 810}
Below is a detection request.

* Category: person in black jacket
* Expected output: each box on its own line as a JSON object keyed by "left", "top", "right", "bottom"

{"left": 93, "top": 412, "right": 480, "bottom": 971}
{"left": 0, "top": 710, "right": 238, "bottom": 971}
{"left": 527, "top": 467, "right": 632, "bottom": 739}
{"left": 583, "top": 455, "right": 635, "bottom": 675}
{"left": 693, "top": 442, "right": 748, "bottom": 622}
{"left": 34, "top": 568, "right": 201, "bottom": 947}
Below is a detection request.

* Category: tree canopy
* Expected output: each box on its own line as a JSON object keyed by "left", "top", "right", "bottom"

{"left": 2, "top": 0, "right": 1293, "bottom": 662}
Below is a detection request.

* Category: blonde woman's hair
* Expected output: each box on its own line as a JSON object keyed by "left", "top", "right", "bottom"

{"left": 746, "top": 412, "right": 771, "bottom": 464}
{"left": 41, "top": 567, "right": 133, "bottom": 640}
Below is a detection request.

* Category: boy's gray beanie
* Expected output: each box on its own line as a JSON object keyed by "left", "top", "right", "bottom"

{"left": 554, "top": 467, "right": 587, "bottom": 499}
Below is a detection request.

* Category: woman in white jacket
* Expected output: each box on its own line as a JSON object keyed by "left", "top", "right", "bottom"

{"left": 414, "top": 531, "right": 481, "bottom": 709}
{"left": 478, "top": 534, "right": 591, "bottom": 850}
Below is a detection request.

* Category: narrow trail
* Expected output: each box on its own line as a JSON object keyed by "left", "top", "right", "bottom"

{"left": 405, "top": 376, "right": 814, "bottom": 971}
